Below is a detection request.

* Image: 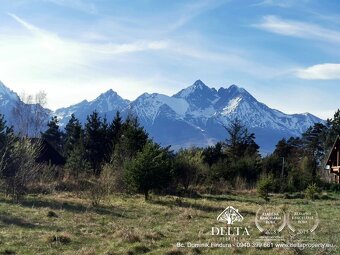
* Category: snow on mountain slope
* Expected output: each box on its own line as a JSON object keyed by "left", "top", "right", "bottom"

{"left": 221, "top": 96, "right": 242, "bottom": 115}
{"left": 0, "top": 79, "right": 324, "bottom": 152}
{"left": 55, "top": 89, "right": 130, "bottom": 125}
{"left": 215, "top": 88, "right": 320, "bottom": 136}
{"left": 128, "top": 93, "right": 189, "bottom": 124}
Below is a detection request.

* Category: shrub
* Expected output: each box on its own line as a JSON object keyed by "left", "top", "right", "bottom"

{"left": 47, "top": 211, "right": 58, "bottom": 218}
{"left": 257, "top": 175, "right": 273, "bottom": 201}
{"left": 100, "top": 163, "right": 126, "bottom": 195}
{"left": 329, "top": 183, "right": 340, "bottom": 192}
{"left": 305, "top": 183, "right": 321, "bottom": 200}
{"left": 173, "top": 148, "right": 205, "bottom": 192}
{"left": 128, "top": 245, "right": 150, "bottom": 254}
{"left": 165, "top": 249, "right": 184, "bottom": 255}
{"left": 86, "top": 178, "right": 106, "bottom": 206}
{"left": 0, "top": 137, "right": 41, "bottom": 200}
{"left": 0, "top": 249, "right": 16, "bottom": 255}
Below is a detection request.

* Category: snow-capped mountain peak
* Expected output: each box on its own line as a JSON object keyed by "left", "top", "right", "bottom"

{"left": 99, "top": 88, "right": 116, "bottom": 97}
{"left": 192, "top": 79, "right": 207, "bottom": 90}
{"left": 174, "top": 80, "right": 219, "bottom": 109}
{"left": 55, "top": 88, "right": 129, "bottom": 125}
{"left": 0, "top": 80, "right": 19, "bottom": 102}
{"left": 174, "top": 80, "right": 212, "bottom": 98}
{"left": 228, "top": 84, "right": 245, "bottom": 93}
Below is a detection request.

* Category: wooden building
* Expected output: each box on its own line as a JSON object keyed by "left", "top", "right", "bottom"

{"left": 326, "top": 135, "right": 340, "bottom": 184}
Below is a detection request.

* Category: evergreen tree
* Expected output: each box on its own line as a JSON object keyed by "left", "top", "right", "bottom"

{"left": 65, "top": 135, "right": 90, "bottom": 178}
{"left": 108, "top": 111, "right": 123, "bottom": 151}
{"left": 0, "top": 114, "right": 14, "bottom": 174}
{"left": 0, "top": 114, "right": 13, "bottom": 146}
{"left": 64, "top": 114, "right": 83, "bottom": 156}
{"left": 222, "top": 119, "right": 260, "bottom": 183}
{"left": 302, "top": 123, "right": 327, "bottom": 180}
{"left": 202, "top": 142, "right": 226, "bottom": 166}
{"left": 101, "top": 116, "right": 111, "bottom": 161}
{"left": 119, "top": 114, "right": 148, "bottom": 159}
{"left": 273, "top": 138, "right": 291, "bottom": 158}
{"left": 124, "top": 141, "right": 172, "bottom": 200}
{"left": 224, "top": 119, "right": 259, "bottom": 159}
{"left": 41, "top": 116, "right": 63, "bottom": 151}
{"left": 326, "top": 109, "right": 340, "bottom": 147}
{"left": 84, "top": 111, "right": 105, "bottom": 175}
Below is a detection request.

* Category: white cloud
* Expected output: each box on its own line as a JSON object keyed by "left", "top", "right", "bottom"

{"left": 8, "top": 13, "right": 45, "bottom": 35}
{"left": 0, "top": 14, "right": 170, "bottom": 109}
{"left": 169, "top": 0, "right": 226, "bottom": 31}
{"left": 254, "top": 0, "right": 294, "bottom": 8}
{"left": 254, "top": 15, "right": 340, "bottom": 44}
{"left": 296, "top": 63, "right": 340, "bottom": 80}
{"left": 253, "top": 0, "right": 310, "bottom": 8}
{"left": 42, "top": 0, "right": 98, "bottom": 14}
{"left": 0, "top": 12, "right": 299, "bottom": 112}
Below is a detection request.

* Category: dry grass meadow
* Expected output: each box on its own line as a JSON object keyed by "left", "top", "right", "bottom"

{"left": 0, "top": 191, "right": 338, "bottom": 255}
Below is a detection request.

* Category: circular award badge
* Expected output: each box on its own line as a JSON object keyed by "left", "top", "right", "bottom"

{"left": 255, "top": 206, "right": 286, "bottom": 236}
{"left": 287, "top": 207, "right": 319, "bottom": 234}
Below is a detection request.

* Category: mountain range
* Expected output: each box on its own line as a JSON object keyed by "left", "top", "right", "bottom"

{"left": 0, "top": 80, "right": 323, "bottom": 153}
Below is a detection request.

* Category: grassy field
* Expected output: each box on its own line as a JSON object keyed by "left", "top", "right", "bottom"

{"left": 0, "top": 191, "right": 338, "bottom": 255}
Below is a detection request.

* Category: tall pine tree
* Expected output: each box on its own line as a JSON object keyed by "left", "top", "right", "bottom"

{"left": 84, "top": 111, "right": 105, "bottom": 175}
{"left": 119, "top": 114, "right": 148, "bottom": 159}
{"left": 41, "top": 116, "right": 63, "bottom": 152}
{"left": 108, "top": 111, "right": 123, "bottom": 152}
{"left": 64, "top": 114, "right": 83, "bottom": 156}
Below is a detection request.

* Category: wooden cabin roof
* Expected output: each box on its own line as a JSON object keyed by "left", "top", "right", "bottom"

{"left": 326, "top": 135, "right": 340, "bottom": 166}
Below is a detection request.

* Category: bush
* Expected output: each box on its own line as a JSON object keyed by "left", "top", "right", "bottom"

{"left": 85, "top": 178, "right": 106, "bottom": 206}
{"left": 329, "top": 183, "right": 340, "bottom": 192}
{"left": 257, "top": 175, "right": 273, "bottom": 201}
{"left": 100, "top": 163, "right": 126, "bottom": 195}
{"left": 0, "top": 137, "right": 41, "bottom": 200}
{"left": 173, "top": 148, "right": 205, "bottom": 192}
{"left": 47, "top": 211, "right": 58, "bottom": 218}
{"left": 305, "top": 183, "right": 321, "bottom": 200}
{"left": 0, "top": 249, "right": 16, "bottom": 255}
{"left": 128, "top": 245, "right": 150, "bottom": 254}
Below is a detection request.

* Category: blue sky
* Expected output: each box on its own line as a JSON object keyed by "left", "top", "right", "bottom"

{"left": 0, "top": 0, "right": 339, "bottom": 119}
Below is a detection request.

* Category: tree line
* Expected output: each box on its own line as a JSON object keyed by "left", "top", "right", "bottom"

{"left": 0, "top": 108, "right": 339, "bottom": 201}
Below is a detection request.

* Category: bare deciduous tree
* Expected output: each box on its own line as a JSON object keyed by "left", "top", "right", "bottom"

{"left": 11, "top": 91, "right": 49, "bottom": 137}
